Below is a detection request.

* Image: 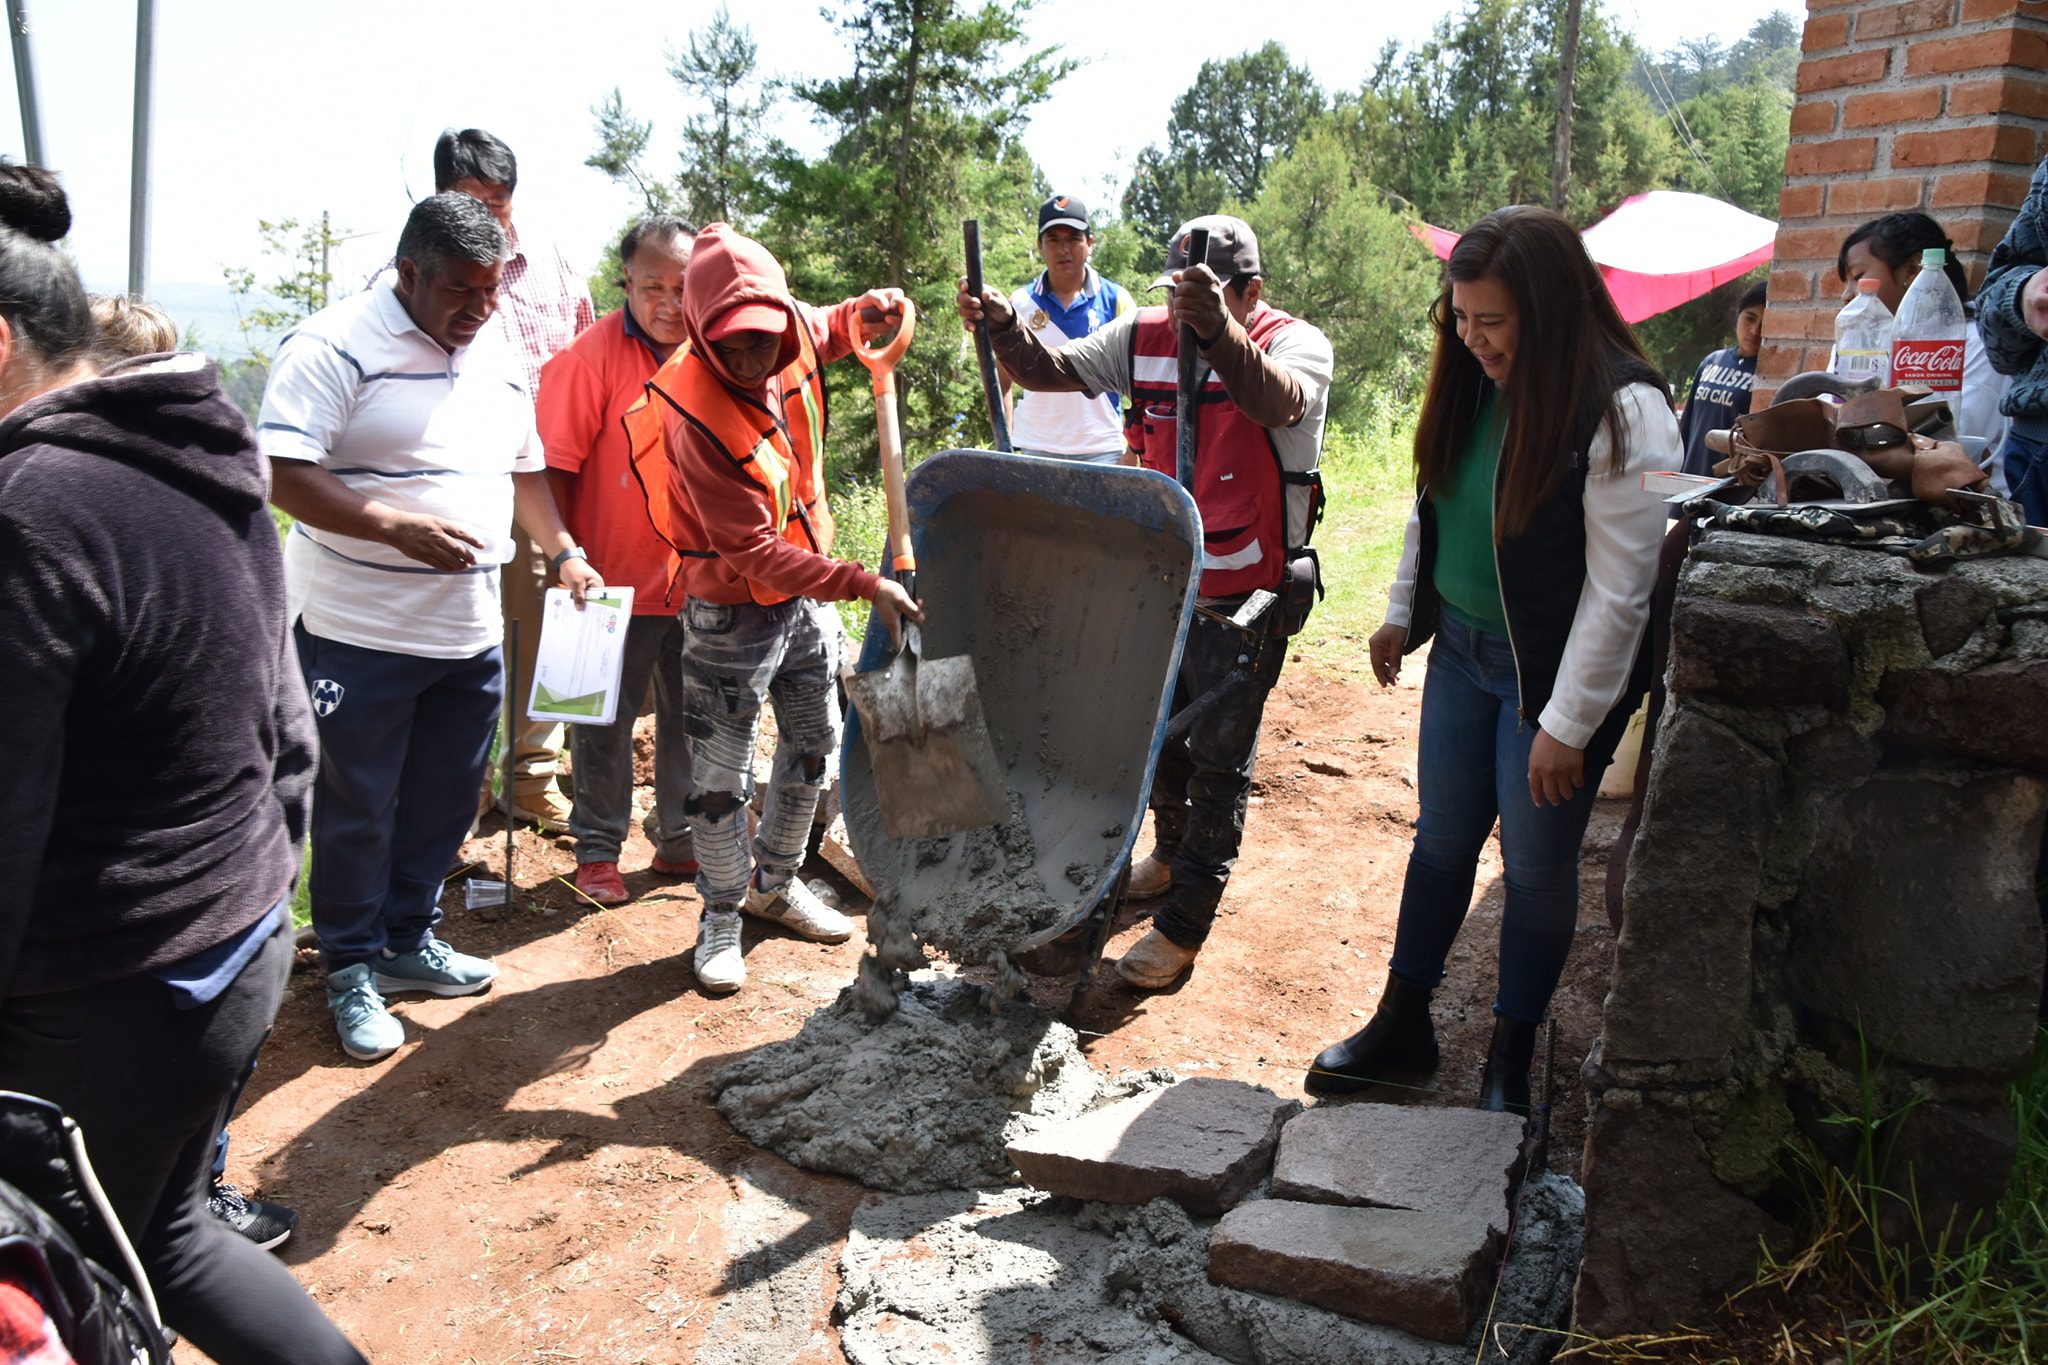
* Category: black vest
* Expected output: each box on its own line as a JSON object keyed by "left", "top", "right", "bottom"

{"left": 1404, "top": 359, "right": 1665, "bottom": 727}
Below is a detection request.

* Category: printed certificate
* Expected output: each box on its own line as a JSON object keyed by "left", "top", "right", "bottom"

{"left": 527, "top": 587, "right": 634, "bottom": 725}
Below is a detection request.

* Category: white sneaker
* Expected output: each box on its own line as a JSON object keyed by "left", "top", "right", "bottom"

{"left": 694, "top": 909, "right": 746, "bottom": 994}
{"left": 743, "top": 872, "right": 854, "bottom": 943}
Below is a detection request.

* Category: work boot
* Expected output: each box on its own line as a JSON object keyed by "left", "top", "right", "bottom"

{"left": 326, "top": 964, "right": 404, "bottom": 1062}
{"left": 1126, "top": 850, "right": 1173, "bottom": 901}
{"left": 744, "top": 871, "right": 854, "bottom": 943}
{"left": 1477, "top": 1013, "right": 1540, "bottom": 1117}
{"left": 1115, "top": 928, "right": 1200, "bottom": 990}
{"left": 694, "top": 909, "right": 746, "bottom": 994}
{"left": 574, "top": 860, "right": 630, "bottom": 906}
{"left": 374, "top": 938, "right": 498, "bottom": 998}
{"left": 1305, "top": 971, "right": 1439, "bottom": 1096}
{"left": 503, "top": 786, "right": 572, "bottom": 835}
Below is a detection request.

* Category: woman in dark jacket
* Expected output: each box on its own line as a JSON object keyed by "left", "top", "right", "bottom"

{"left": 1306, "top": 205, "right": 1682, "bottom": 1113}
{"left": 0, "top": 224, "right": 364, "bottom": 1364}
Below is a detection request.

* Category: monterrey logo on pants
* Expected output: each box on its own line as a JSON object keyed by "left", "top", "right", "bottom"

{"left": 311, "top": 679, "right": 345, "bottom": 717}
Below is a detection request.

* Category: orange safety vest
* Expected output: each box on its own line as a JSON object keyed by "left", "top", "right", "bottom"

{"left": 619, "top": 324, "right": 831, "bottom": 606}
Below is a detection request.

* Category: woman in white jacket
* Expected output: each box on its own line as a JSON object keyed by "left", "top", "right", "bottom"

{"left": 1306, "top": 205, "right": 1682, "bottom": 1113}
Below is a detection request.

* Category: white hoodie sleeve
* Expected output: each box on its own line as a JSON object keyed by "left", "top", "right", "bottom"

{"left": 1384, "top": 495, "right": 1424, "bottom": 631}
{"left": 1537, "top": 382, "right": 1682, "bottom": 749}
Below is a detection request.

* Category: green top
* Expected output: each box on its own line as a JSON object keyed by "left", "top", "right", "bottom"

{"left": 1429, "top": 385, "right": 1508, "bottom": 634}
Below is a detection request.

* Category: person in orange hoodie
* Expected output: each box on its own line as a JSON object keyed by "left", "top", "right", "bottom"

{"left": 649, "top": 223, "right": 919, "bottom": 994}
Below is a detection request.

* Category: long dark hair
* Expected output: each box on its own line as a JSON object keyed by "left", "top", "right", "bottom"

{"left": 1414, "top": 205, "right": 1668, "bottom": 539}
{"left": 1837, "top": 213, "right": 1971, "bottom": 304}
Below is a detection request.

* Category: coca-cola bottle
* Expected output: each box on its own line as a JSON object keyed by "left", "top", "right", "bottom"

{"left": 1833, "top": 279, "right": 1894, "bottom": 383}
{"left": 1890, "top": 247, "right": 1966, "bottom": 394}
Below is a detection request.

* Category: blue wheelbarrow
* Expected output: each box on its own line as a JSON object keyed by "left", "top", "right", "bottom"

{"left": 840, "top": 450, "right": 1202, "bottom": 964}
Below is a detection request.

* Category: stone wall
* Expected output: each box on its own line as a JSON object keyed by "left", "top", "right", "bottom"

{"left": 1759, "top": 0, "right": 2048, "bottom": 404}
{"left": 1573, "top": 531, "right": 2048, "bottom": 1335}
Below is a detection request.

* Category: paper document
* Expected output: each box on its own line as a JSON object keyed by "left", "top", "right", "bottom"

{"left": 527, "top": 586, "right": 634, "bottom": 725}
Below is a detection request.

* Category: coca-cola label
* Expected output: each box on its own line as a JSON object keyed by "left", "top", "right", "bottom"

{"left": 1891, "top": 338, "right": 1964, "bottom": 392}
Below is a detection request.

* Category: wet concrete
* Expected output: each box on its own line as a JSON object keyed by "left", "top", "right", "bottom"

{"left": 711, "top": 977, "right": 1169, "bottom": 1193}
{"left": 836, "top": 1175, "right": 1584, "bottom": 1365}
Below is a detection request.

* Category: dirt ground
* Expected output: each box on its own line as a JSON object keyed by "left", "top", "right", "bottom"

{"left": 194, "top": 660, "right": 1627, "bottom": 1364}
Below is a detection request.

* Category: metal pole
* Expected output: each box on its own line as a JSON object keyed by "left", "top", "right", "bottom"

{"left": 5, "top": 0, "right": 44, "bottom": 167}
{"left": 503, "top": 618, "right": 518, "bottom": 912}
{"left": 127, "top": 0, "right": 156, "bottom": 298}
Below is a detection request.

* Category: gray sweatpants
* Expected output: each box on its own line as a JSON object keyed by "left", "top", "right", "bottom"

{"left": 567, "top": 614, "right": 694, "bottom": 865}
{"left": 679, "top": 595, "right": 843, "bottom": 910}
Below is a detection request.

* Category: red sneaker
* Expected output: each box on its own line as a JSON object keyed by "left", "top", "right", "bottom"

{"left": 573, "top": 860, "right": 630, "bottom": 906}
{"left": 650, "top": 857, "right": 700, "bottom": 878}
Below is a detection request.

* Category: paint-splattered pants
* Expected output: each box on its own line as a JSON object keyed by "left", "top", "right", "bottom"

{"left": 678, "top": 595, "right": 843, "bottom": 911}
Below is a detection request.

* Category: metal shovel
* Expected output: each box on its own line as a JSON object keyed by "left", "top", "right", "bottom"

{"left": 842, "top": 298, "right": 1008, "bottom": 841}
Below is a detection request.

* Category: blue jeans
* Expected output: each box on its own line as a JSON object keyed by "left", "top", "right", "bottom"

{"left": 2002, "top": 427, "right": 2048, "bottom": 529}
{"left": 1388, "top": 613, "right": 1633, "bottom": 1022}
{"left": 295, "top": 624, "right": 503, "bottom": 972}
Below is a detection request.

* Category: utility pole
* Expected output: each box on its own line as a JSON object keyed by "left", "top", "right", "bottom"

{"left": 5, "top": 0, "right": 44, "bottom": 166}
{"left": 1550, "top": 0, "right": 1583, "bottom": 213}
{"left": 128, "top": 0, "right": 157, "bottom": 298}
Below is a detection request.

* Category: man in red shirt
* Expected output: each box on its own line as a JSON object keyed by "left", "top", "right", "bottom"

{"left": 538, "top": 216, "right": 700, "bottom": 905}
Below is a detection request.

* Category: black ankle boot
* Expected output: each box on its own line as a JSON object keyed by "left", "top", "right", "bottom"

{"left": 1477, "top": 1013, "right": 1539, "bottom": 1116}
{"left": 1305, "top": 972, "right": 1439, "bottom": 1096}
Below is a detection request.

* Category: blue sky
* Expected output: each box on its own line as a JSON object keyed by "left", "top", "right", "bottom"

{"left": 4, "top": 0, "right": 1794, "bottom": 347}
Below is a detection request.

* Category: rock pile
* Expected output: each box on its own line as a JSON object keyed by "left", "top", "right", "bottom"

{"left": 1578, "top": 532, "right": 2048, "bottom": 1334}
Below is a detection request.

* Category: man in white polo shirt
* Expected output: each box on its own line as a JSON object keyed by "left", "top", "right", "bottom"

{"left": 259, "top": 192, "right": 602, "bottom": 1062}
{"left": 1004, "top": 193, "right": 1131, "bottom": 464}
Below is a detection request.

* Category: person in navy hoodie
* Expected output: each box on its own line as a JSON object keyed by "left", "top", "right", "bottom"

{"left": 0, "top": 224, "right": 364, "bottom": 1362}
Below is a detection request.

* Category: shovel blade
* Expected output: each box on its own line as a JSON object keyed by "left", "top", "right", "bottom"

{"left": 846, "top": 651, "right": 1007, "bottom": 842}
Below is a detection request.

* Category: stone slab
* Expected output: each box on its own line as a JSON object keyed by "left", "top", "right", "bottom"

{"left": 1271, "top": 1103, "right": 1524, "bottom": 1236}
{"left": 838, "top": 1178, "right": 1585, "bottom": 1365}
{"left": 1006, "top": 1077, "right": 1295, "bottom": 1216}
{"left": 1791, "top": 770, "right": 2047, "bottom": 1076}
{"left": 1207, "top": 1200, "right": 1498, "bottom": 1345}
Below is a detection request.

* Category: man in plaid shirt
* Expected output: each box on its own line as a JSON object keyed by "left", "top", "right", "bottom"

{"left": 436, "top": 128, "right": 596, "bottom": 832}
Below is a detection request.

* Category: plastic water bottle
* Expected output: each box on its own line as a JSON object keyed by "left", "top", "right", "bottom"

{"left": 1890, "top": 247, "right": 1966, "bottom": 394}
{"left": 1833, "top": 279, "right": 1895, "bottom": 383}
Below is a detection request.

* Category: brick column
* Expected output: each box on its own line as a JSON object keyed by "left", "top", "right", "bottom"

{"left": 1759, "top": 0, "right": 2048, "bottom": 403}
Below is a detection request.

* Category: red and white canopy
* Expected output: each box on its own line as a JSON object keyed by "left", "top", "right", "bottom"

{"left": 1408, "top": 191, "right": 1777, "bottom": 324}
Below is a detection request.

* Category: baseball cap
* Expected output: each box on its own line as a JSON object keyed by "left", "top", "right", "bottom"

{"left": 1150, "top": 215, "right": 1261, "bottom": 289}
{"left": 1038, "top": 194, "right": 1091, "bottom": 237}
{"left": 705, "top": 301, "right": 788, "bottom": 341}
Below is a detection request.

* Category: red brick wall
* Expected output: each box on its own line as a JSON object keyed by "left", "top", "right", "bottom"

{"left": 1760, "top": 0, "right": 2048, "bottom": 401}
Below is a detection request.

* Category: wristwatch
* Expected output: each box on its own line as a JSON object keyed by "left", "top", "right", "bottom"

{"left": 551, "top": 545, "right": 588, "bottom": 572}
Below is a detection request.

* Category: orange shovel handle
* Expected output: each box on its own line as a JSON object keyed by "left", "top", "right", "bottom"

{"left": 854, "top": 297, "right": 917, "bottom": 399}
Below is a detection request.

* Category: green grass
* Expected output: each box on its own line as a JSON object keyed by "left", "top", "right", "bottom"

{"left": 1293, "top": 406, "right": 1419, "bottom": 677}
{"left": 1784, "top": 1028, "right": 2048, "bottom": 1362}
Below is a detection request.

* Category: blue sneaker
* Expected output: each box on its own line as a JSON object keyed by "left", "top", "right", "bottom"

{"left": 374, "top": 938, "right": 498, "bottom": 998}
{"left": 326, "top": 964, "right": 404, "bottom": 1062}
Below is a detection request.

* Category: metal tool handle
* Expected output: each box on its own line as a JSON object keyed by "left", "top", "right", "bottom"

{"left": 1174, "top": 225, "right": 1211, "bottom": 493}
{"left": 963, "top": 219, "right": 1013, "bottom": 453}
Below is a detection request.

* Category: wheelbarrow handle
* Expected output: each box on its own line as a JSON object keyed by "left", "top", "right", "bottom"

{"left": 1174, "top": 226, "right": 1211, "bottom": 494}
{"left": 963, "top": 219, "right": 1013, "bottom": 453}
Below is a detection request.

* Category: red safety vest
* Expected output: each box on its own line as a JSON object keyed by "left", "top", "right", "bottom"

{"left": 1123, "top": 303, "right": 1302, "bottom": 597}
